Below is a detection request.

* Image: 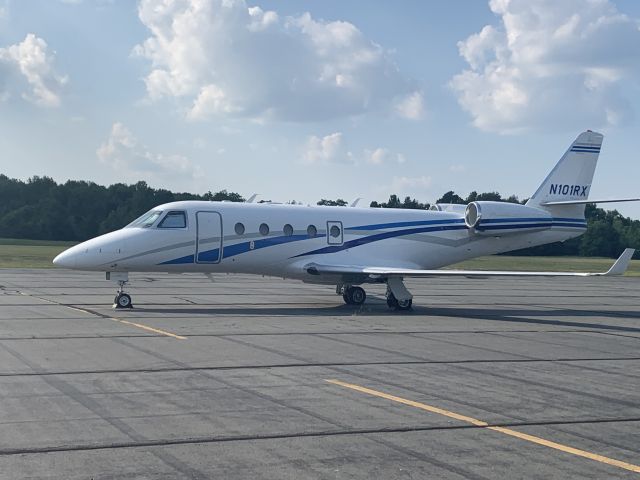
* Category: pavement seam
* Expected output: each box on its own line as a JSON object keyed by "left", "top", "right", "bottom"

{"left": 1, "top": 418, "right": 639, "bottom": 457}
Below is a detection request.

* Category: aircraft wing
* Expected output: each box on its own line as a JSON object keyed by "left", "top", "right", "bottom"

{"left": 304, "top": 248, "right": 635, "bottom": 278}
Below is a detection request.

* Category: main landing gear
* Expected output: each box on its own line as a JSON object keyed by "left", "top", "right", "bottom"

{"left": 107, "top": 272, "right": 133, "bottom": 309}
{"left": 386, "top": 277, "right": 413, "bottom": 311}
{"left": 337, "top": 277, "right": 413, "bottom": 311}
{"left": 338, "top": 284, "right": 367, "bottom": 306}
{"left": 385, "top": 290, "right": 412, "bottom": 311}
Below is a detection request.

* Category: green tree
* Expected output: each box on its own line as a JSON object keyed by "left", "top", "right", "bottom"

{"left": 436, "top": 191, "right": 465, "bottom": 204}
{"left": 317, "top": 198, "right": 348, "bottom": 206}
{"left": 203, "top": 189, "right": 245, "bottom": 202}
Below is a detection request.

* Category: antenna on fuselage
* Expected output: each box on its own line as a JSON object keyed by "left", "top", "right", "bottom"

{"left": 350, "top": 197, "right": 362, "bottom": 207}
{"left": 246, "top": 193, "right": 259, "bottom": 203}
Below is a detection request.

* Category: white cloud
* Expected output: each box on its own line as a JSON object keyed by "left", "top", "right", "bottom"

{"left": 364, "top": 147, "right": 406, "bottom": 165}
{"left": 97, "top": 122, "right": 202, "bottom": 188}
{"left": 304, "top": 133, "right": 406, "bottom": 166}
{"left": 449, "top": 164, "right": 466, "bottom": 173}
{"left": 394, "top": 91, "right": 424, "bottom": 120}
{"left": 390, "top": 175, "right": 432, "bottom": 191}
{"left": 303, "top": 132, "right": 350, "bottom": 164}
{"left": 450, "top": 0, "right": 640, "bottom": 133}
{"left": 0, "top": 33, "right": 68, "bottom": 107}
{"left": 134, "top": 0, "right": 418, "bottom": 122}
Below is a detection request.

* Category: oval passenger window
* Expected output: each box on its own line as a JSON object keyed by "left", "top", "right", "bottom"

{"left": 234, "top": 222, "right": 245, "bottom": 235}
{"left": 259, "top": 223, "right": 270, "bottom": 236}
{"left": 330, "top": 225, "right": 341, "bottom": 237}
{"left": 307, "top": 225, "right": 317, "bottom": 237}
{"left": 283, "top": 224, "right": 293, "bottom": 236}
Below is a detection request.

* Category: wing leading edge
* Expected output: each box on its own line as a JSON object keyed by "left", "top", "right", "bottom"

{"left": 304, "top": 248, "right": 635, "bottom": 279}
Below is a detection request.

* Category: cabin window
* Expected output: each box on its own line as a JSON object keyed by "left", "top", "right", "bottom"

{"left": 235, "top": 222, "right": 245, "bottom": 235}
{"left": 158, "top": 211, "right": 187, "bottom": 228}
{"left": 259, "top": 223, "right": 270, "bottom": 236}
{"left": 126, "top": 210, "right": 163, "bottom": 228}
{"left": 307, "top": 225, "right": 317, "bottom": 237}
{"left": 283, "top": 224, "right": 294, "bottom": 236}
{"left": 327, "top": 221, "right": 343, "bottom": 245}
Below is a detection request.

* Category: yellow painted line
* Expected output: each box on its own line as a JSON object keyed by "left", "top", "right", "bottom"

{"left": 17, "top": 291, "right": 187, "bottom": 340}
{"left": 113, "top": 319, "right": 187, "bottom": 340}
{"left": 64, "top": 305, "right": 91, "bottom": 314}
{"left": 62, "top": 304, "right": 187, "bottom": 340}
{"left": 326, "top": 379, "right": 640, "bottom": 474}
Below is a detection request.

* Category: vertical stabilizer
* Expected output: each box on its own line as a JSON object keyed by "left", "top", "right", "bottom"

{"left": 526, "top": 131, "right": 603, "bottom": 216}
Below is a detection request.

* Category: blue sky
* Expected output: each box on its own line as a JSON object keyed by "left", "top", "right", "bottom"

{"left": 1, "top": 0, "right": 640, "bottom": 216}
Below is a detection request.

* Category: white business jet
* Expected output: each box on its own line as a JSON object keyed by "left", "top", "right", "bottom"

{"left": 54, "top": 130, "right": 638, "bottom": 309}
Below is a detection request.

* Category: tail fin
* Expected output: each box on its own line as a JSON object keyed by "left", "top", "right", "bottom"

{"left": 526, "top": 130, "right": 603, "bottom": 216}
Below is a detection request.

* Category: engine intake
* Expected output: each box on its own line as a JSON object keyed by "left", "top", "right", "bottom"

{"left": 464, "top": 201, "right": 553, "bottom": 235}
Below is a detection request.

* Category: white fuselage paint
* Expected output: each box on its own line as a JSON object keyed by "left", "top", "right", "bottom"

{"left": 53, "top": 200, "right": 586, "bottom": 285}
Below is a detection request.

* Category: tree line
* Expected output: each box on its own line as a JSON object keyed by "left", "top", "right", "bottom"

{"left": 1, "top": 174, "right": 638, "bottom": 258}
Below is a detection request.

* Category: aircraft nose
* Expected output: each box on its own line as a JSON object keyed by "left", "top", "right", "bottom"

{"left": 53, "top": 248, "right": 77, "bottom": 268}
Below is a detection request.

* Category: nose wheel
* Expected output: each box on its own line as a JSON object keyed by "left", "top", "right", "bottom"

{"left": 113, "top": 280, "right": 133, "bottom": 309}
{"left": 115, "top": 292, "right": 132, "bottom": 309}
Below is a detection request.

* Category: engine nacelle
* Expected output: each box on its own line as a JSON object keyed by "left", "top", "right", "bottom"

{"left": 464, "top": 201, "right": 552, "bottom": 235}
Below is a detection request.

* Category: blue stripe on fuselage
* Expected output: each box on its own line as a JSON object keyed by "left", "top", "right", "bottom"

{"left": 222, "top": 234, "right": 309, "bottom": 259}
{"left": 160, "top": 254, "right": 195, "bottom": 265}
{"left": 293, "top": 224, "right": 469, "bottom": 257}
{"left": 159, "top": 216, "right": 588, "bottom": 264}
{"left": 346, "top": 218, "right": 464, "bottom": 231}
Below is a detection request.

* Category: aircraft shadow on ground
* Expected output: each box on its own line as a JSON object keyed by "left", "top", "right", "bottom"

{"left": 131, "top": 302, "right": 640, "bottom": 333}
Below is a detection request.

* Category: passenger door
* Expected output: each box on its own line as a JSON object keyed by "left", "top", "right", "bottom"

{"left": 196, "top": 211, "right": 223, "bottom": 263}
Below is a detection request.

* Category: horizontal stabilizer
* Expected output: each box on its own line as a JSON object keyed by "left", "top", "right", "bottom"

{"left": 542, "top": 198, "right": 640, "bottom": 206}
{"left": 304, "top": 248, "right": 635, "bottom": 279}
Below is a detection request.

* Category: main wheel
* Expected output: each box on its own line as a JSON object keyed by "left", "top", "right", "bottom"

{"left": 349, "top": 287, "right": 366, "bottom": 305}
{"left": 386, "top": 292, "right": 399, "bottom": 309}
{"left": 396, "top": 298, "right": 412, "bottom": 311}
{"left": 115, "top": 293, "right": 132, "bottom": 309}
{"left": 386, "top": 292, "right": 411, "bottom": 310}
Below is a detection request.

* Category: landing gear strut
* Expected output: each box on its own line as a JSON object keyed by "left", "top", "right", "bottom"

{"left": 107, "top": 272, "right": 133, "bottom": 309}
{"left": 339, "top": 285, "right": 367, "bottom": 306}
{"left": 386, "top": 277, "right": 413, "bottom": 311}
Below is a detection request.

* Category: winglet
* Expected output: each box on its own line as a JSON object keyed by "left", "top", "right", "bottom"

{"left": 603, "top": 248, "right": 635, "bottom": 276}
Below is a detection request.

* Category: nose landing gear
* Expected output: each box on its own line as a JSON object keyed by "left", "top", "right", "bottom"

{"left": 107, "top": 272, "right": 133, "bottom": 309}
{"left": 114, "top": 281, "right": 133, "bottom": 309}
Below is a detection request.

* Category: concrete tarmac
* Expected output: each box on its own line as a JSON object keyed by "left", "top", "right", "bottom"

{"left": 0, "top": 268, "right": 638, "bottom": 479}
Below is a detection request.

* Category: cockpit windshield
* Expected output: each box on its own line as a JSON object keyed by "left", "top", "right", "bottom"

{"left": 125, "top": 210, "right": 163, "bottom": 228}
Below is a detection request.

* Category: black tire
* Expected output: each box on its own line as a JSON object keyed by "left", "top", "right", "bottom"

{"left": 116, "top": 293, "right": 132, "bottom": 308}
{"left": 386, "top": 293, "right": 399, "bottom": 309}
{"left": 396, "top": 299, "right": 412, "bottom": 311}
{"left": 350, "top": 287, "right": 366, "bottom": 305}
{"left": 342, "top": 291, "right": 353, "bottom": 305}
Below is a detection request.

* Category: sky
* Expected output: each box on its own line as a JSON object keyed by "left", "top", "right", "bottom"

{"left": 1, "top": 0, "right": 640, "bottom": 216}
